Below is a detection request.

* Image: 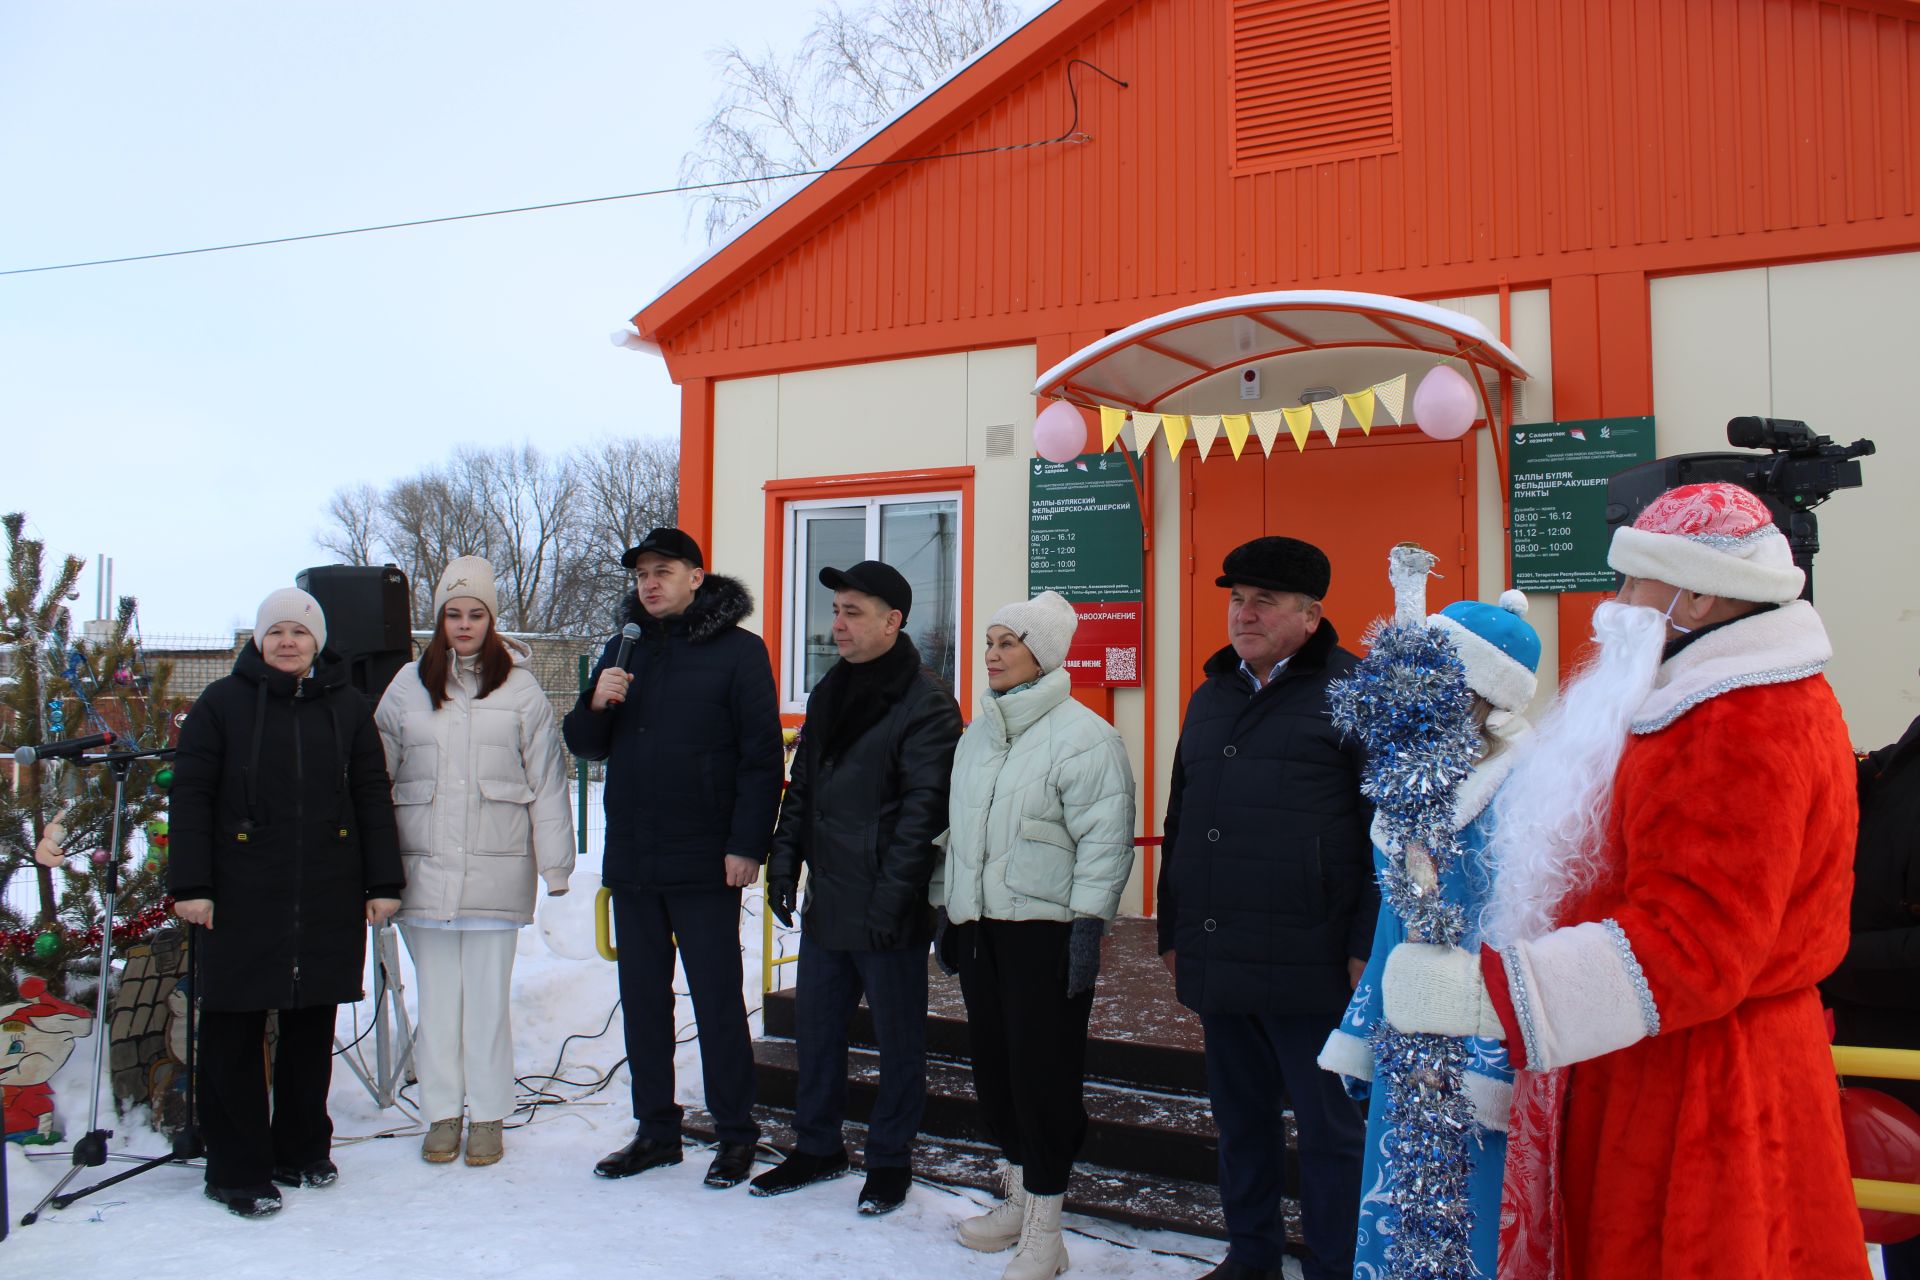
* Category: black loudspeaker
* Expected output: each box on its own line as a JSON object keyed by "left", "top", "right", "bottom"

{"left": 297, "top": 564, "right": 414, "bottom": 700}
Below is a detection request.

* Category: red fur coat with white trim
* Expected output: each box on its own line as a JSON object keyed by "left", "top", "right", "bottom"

{"left": 1549, "top": 673, "right": 1865, "bottom": 1279}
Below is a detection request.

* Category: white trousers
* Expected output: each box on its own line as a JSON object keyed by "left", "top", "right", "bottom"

{"left": 400, "top": 925, "right": 519, "bottom": 1124}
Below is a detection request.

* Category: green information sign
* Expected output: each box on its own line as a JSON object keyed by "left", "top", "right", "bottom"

{"left": 1509, "top": 416, "right": 1657, "bottom": 592}
{"left": 1029, "top": 453, "right": 1144, "bottom": 687}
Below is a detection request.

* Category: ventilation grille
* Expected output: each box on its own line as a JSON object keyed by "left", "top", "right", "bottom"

{"left": 1231, "top": 0, "right": 1397, "bottom": 172}
{"left": 985, "top": 423, "right": 1016, "bottom": 458}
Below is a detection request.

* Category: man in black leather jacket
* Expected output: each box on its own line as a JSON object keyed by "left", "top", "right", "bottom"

{"left": 753, "top": 559, "right": 963, "bottom": 1216}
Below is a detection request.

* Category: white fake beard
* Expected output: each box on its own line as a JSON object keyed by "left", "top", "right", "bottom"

{"left": 1480, "top": 601, "right": 1668, "bottom": 947}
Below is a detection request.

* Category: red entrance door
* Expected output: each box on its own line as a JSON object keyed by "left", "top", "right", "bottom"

{"left": 1180, "top": 427, "right": 1478, "bottom": 706}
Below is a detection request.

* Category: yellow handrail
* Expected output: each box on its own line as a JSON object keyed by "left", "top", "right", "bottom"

{"left": 761, "top": 865, "right": 800, "bottom": 993}
{"left": 1856, "top": 1178, "right": 1920, "bottom": 1216}
{"left": 1833, "top": 1044, "right": 1920, "bottom": 1223}
{"left": 1833, "top": 1044, "right": 1920, "bottom": 1082}
{"left": 594, "top": 886, "right": 617, "bottom": 962}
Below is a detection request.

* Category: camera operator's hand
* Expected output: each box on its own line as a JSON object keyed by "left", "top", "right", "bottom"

{"left": 768, "top": 875, "right": 797, "bottom": 928}
{"left": 590, "top": 667, "right": 633, "bottom": 711}
{"left": 175, "top": 898, "right": 215, "bottom": 930}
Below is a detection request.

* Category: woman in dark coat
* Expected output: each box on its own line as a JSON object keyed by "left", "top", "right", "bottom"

{"left": 168, "top": 587, "right": 403, "bottom": 1217}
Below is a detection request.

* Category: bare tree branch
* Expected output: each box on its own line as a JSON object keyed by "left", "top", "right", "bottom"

{"left": 679, "top": 0, "right": 1016, "bottom": 243}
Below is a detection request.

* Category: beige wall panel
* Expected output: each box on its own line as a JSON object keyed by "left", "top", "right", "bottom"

{"left": 1649, "top": 269, "right": 1773, "bottom": 454}
{"left": 711, "top": 375, "right": 780, "bottom": 637}
{"left": 965, "top": 345, "right": 1039, "bottom": 709}
{"left": 774, "top": 353, "right": 969, "bottom": 478}
{"left": 1766, "top": 254, "right": 1919, "bottom": 747}
{"left": 1650, "top": 254, "right": 1918, "bottom": 745}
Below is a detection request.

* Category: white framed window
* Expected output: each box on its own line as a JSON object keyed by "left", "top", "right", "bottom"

{"left": 781, "top": 491, "right": 962, "bottom": 712}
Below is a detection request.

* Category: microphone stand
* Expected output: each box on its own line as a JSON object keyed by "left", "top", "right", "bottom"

{"left": 16, "top": 743, "right": 197, "bottom": 1228}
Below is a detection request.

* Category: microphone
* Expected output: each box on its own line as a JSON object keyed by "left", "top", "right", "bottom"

{"left": 613, "top": 622, "right": 643, "bottom": 673}
{"left": 15, "top": 732, "right": 116, "bottom": 766}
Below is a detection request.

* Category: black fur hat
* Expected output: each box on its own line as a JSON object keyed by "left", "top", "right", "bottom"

{"left": 1215, "top": 536, "right": 1331, "bottom": 599}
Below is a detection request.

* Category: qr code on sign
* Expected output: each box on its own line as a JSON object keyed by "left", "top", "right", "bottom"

{"left": 1104, "top": 647, "right": 1138, "bottom": 682}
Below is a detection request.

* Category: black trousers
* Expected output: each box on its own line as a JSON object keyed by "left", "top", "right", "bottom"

{"left": 1201, "top": 1010, "right": 1364, "bottom": 1280}
{"left": 611, "top": 886, "right": 758, "bottom": 1146}
{"left": 792, "top": 932, "right": 928, "bottom": 1168}
{"left": 197, "top": 1004, "right": 337, "bottom": 1188}
{"left": 952, "top": 918, "right": 1095, "bottom": 1196}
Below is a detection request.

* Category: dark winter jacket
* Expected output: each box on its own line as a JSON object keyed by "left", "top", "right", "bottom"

{"left": 766, "top": 634, "right": 963, "bottom": 952}
{"left": 562, "top": 574, "right": 783, "bottom": 891}
{"left": 1156, "top": 621, "right": 1376, "bottom": 1017}
{"left": 167, "top": 644, "right": 403, "bottom": 1012}
{"left": 1822, "top": 714, "right": 1920, "bottom": 1107}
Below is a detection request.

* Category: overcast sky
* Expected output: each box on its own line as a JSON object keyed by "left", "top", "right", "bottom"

{"left": 0, "top": 0, "right": 823, "bottom": 636}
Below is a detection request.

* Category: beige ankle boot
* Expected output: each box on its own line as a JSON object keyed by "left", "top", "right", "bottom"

{"left": 1001, "top": 1191, "right": 1068, "bottom": 1279}
{"left": 421, "top": 1118, "right": 462, "bottom": 1164}
{"left": 958, "top": 1161, "right": 1027, "bottom": 1252}
{"left": 464, "top": 1119, "right": 503, "bottom": 1167}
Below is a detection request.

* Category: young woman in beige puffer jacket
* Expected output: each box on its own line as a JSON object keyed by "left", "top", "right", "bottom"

{"left": 932, "top": 591, "right": 1136, "bottom": 1280}
{"left": 374, "top": 556, "right": 574, "bottom": 1168}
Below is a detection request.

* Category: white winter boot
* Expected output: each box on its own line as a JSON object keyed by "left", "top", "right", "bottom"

{"left": 958, "top": 1161, "right": 1027, "bottom": 1252}
{"left": 1000, "top": 1191, "right": 1069, "bottom": 1279}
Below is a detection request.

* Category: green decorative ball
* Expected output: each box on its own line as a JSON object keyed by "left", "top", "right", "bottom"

{"left": 154, "top": 768, "right": 174, "bottom": 790}
{"left": 32, "top": 931, "right": 58, "bottom": 958}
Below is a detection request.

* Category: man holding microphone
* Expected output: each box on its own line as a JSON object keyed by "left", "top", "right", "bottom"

{"left": 563, "top": 528, "right": 784, "bottom": 1190}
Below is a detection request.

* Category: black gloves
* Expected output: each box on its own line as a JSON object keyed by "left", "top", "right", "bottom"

{"left": 867, "top": 926, "right": 898, "bottom": 951}
{"left": 768, "top": 876, "right": 797, "bottom": 929}
{"left": 932, "top": 906, "right": 958, "bottom": 976}
{"left": 1066, "top": 916, "right": 1105, "bottom": 997}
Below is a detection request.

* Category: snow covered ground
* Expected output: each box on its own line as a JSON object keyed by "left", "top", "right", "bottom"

{"left": 3, "top": 824, "right": 1241, "bottom": 1278}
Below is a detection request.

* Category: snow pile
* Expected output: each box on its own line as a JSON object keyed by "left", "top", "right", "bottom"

{"left": 3, "top": 830, "right": 1227, "bottom": 1277}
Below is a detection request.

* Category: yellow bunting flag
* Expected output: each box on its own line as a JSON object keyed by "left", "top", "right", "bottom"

{"left": 1250, "top": 409, "right": 1286, "bottom": 456}
{"left": 1311, "top": 397, "right": 1345, "bottom": 445}
{"left": 1282, "top": 405, "right": 1313, "bottom": 452}
{"left": 1161, "top": 414, "right": 1190, "bottom": 461}
{"left": 1343, "top": 388, "right": 1377, "bottom": 436}
{"left": 1190, "top": 414, "right": 1222, "bottom": 461}
{"left": 1221, "top": 413, "right": 1253, "bottom": 459}
{"left": 1373, "top": 374, "right": 1407, "bottom": 425}
{"left": 1133, "top": 412, "right": 1162, "bottom": 457}
{"left": 1099, "top": 405, "right": 1129, "bottom": 450}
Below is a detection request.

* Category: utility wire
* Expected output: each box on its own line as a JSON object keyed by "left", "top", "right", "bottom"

{"left": 0, "top": 60, "right": 1127, "bottom": 278}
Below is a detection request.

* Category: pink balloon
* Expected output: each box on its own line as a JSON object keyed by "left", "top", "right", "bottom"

{"left": 1412, "top": 365, "right": 1480, "bottom": 441}
{"left": 1034, "top": 401, "right": 1090, "bottom": 463}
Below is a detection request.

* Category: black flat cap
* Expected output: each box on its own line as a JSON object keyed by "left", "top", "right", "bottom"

{"left": 1216, "top": 536, "right": 1331, "bottom": 598}
{"left": 622, "top": 527, "right": 704, "bottom": 569}
{"left": 819, "top": 560, "right": 912, "bottom": 621}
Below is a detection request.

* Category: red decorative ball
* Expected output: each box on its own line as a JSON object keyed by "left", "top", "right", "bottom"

{"left": 90, "top": 848, "right": 110, "bottom": 866}
{"left": 1841, "top": 1085, "right": 1920, "bottom": 1244}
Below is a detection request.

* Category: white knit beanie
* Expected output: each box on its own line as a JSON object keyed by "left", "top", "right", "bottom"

{"left": 988, "top": 590, "right": 1078, "bottom": 674}
{"left": 1607, "top": 482, "right": 1804, "bottom": 603}
{"left": 433, "top": 554, "right": 501, "bottom": 620}
{"left": 254, "top": 587, "right": 327, "bottom": 653}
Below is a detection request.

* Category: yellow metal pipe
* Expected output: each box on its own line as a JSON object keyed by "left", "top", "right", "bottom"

{"left": 1855, "top": 1178, "right": 1920, "bottom": 1216}
{"left": 595, "top": 886, "right": 617, "bottom": 962}
{"left": 1833, "top": 1045, "right": 1920, "bottom": 1082}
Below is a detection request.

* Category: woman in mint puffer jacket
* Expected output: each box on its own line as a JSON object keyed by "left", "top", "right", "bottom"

{"left": 933, "top": 590, "right": 1136, "bottom": 1280}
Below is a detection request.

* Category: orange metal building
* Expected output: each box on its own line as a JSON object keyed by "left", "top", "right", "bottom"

{"left": 634, "top": 0, "right": 1920, "bottom": 905}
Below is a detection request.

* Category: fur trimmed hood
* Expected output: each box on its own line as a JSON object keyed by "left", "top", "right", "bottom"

{"left": 618, "top": 572, "right": 754, "bottom": 645}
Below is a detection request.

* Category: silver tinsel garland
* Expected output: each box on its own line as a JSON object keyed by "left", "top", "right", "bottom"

{"left": 1328, "top": 546, "right": 1482, "bottom": 1280}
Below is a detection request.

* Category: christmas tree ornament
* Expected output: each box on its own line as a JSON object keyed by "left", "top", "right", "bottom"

{"left": 90, "top": 848, "right": 110, "bottom": 866}
{"left": 33, "top": 931, "right": 59, "bottom": 958}
{"left": 1328, "top": 543, "right": 1481, "bottom": 1280}
{"left": 154, "top": 766, "right": 175, "bottom": 790}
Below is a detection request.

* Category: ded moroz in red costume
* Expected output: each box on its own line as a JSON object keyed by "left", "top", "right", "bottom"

{"left": 1387, "top": 483, "right": 1869, "bottom": 1280}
